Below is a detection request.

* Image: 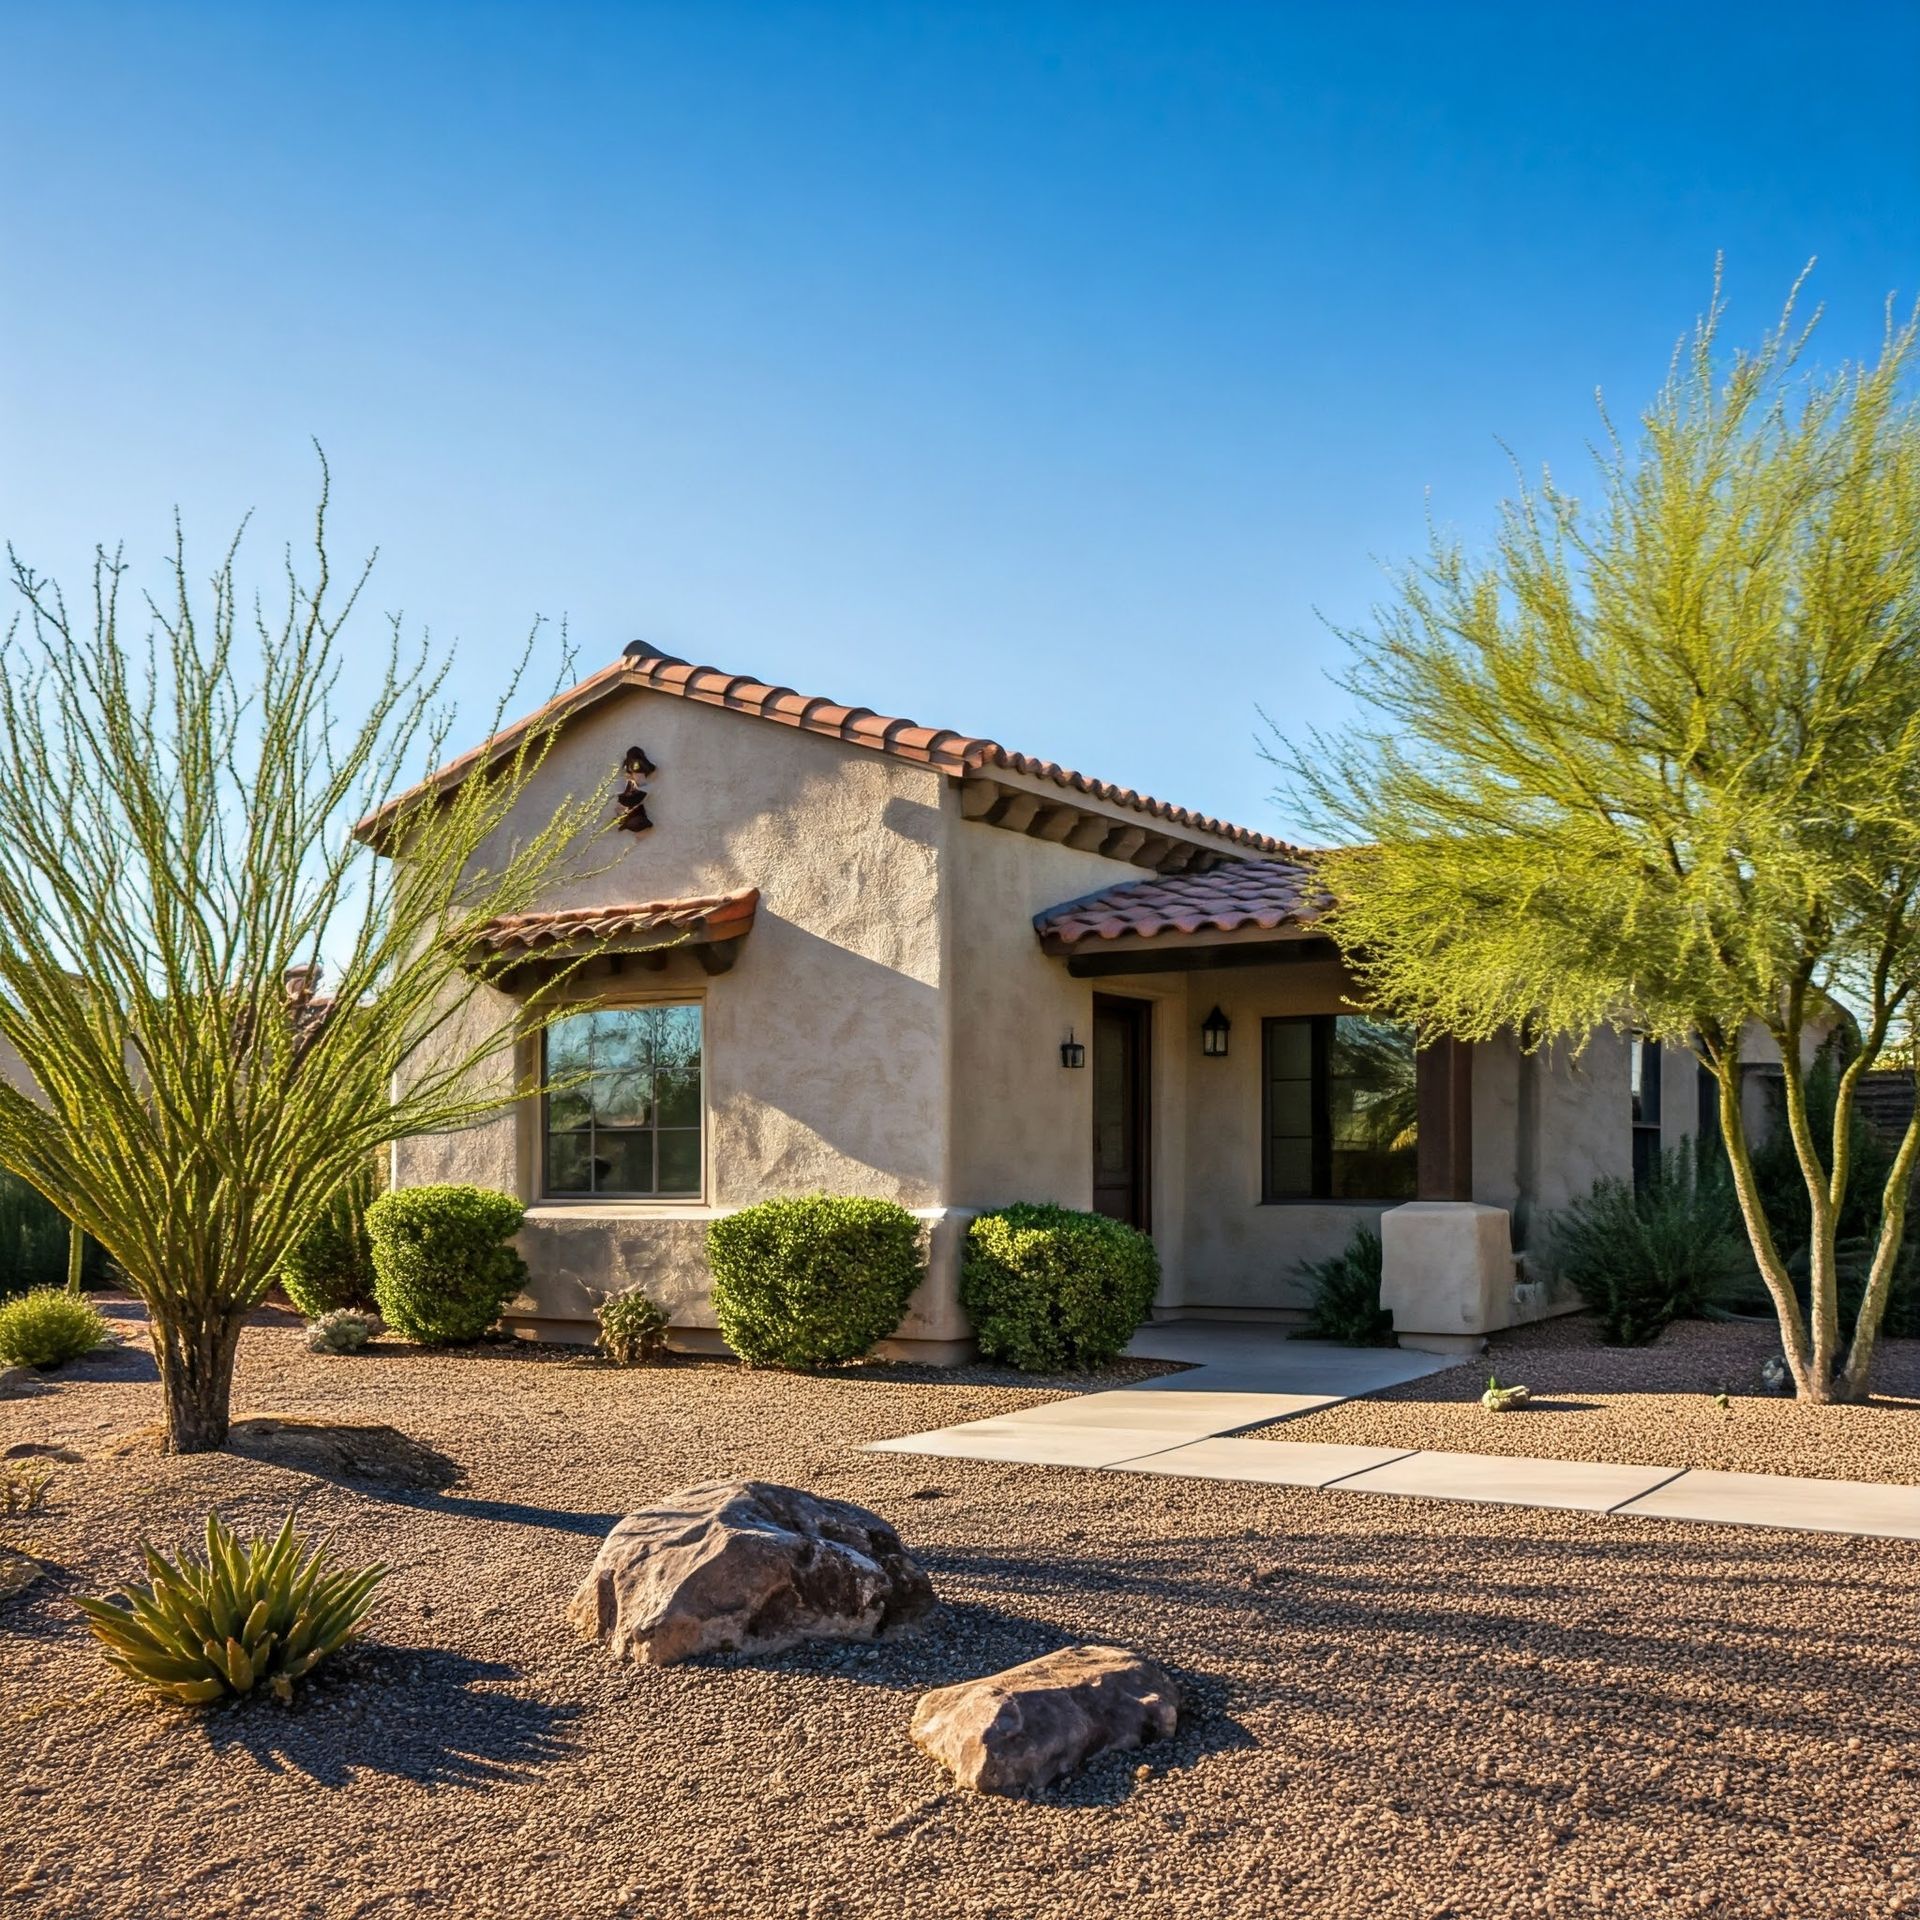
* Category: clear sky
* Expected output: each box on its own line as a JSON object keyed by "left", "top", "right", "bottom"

{"left": 3, "top": 2, "right": 1916, "bottom": 841}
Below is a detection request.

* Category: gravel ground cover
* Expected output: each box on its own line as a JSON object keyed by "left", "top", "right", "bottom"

{"left": 3, "top": 1299, "right": 1918, "bottom": 1919}
{"left": 1267, "top": 1315, "right": 1920, "bottom": 1484}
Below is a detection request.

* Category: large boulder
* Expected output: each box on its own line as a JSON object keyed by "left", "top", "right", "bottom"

{"left": 569, "top": 1479, "right": 935, "bottom": 1666}
{"left": 911, "top": 1644, "right": 1180, "bottom": 1794}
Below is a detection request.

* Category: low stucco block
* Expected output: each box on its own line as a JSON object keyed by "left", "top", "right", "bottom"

{"left": 504, "top": 1204, "right": 976, "bottom": 1356}
{"left": 1380, "top": 1201, "right": 1516, "bottom": 1352}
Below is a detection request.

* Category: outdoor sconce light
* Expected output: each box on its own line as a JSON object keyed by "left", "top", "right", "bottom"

{"left": 1201, "top": 1005, "right": 1231, "bottom": 1058}
{"left": 1060, "top": 1029, "right": 1086, "bottom": 1070}
{"left": 614, "top": 745, "right": 657, "bottom": 832}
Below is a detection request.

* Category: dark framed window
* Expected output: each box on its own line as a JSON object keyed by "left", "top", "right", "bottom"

{"left": 1630, "top": 1033, "right": 1663, "bottom": 1191}
{"left": 1262, "top": 1014, "right": 1419, "bottom": 1201}
{"left": 543, "top": 1004, "right": 702, "bottom": 1197}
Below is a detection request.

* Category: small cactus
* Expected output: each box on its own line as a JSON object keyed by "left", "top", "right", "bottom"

{"left": 1481, "top": 1371, "right": 1532, "bottom": 1412}
{"left": 596, "top": 1287, "right": 671, "bottom": 1367}
{"left": 76, "top": 1511, "right": 386, "bottom": 1707}
{"left": 306, "top": 1308, "right": 381, "bottom": 1355}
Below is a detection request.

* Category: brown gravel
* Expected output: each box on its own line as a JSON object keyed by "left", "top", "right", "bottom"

{"left": 1269, "top": 1315, "right": 1920, "bottom": 1485}
{"left": 3, "top": 1298, "right": 1919, "bottom": 1919}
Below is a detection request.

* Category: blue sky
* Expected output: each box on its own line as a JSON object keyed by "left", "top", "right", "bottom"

{"left": 3, "top": 3, "right": 1916, "bottom": 841}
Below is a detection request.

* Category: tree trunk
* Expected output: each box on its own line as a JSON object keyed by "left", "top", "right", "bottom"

{"left": 153, "top": 1307, "right": 247, "bottom": 1453}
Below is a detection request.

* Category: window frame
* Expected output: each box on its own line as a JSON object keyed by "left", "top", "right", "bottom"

{"left": 539, "top": 999, "right": 706, "bottom": 1203}
{"left": 1630, "top": 1032, "right": 1664, "bottom": 1192}
{"left": 1261, "top": 1013, "right": 1420, "bottom": 1205}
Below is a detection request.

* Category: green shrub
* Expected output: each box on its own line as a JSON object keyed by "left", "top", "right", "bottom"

{"left": 0, "top": 1171, "right": 111, "bottom": 1297}
{"left": 1741, "top": 1042, "right": 1920, "bottom": 1337}
{"left": 278, "top": 1166, "right": 378, "bottom": 1318}
{"left": 1295, "top": 1224, "right": 1395, "bottom": 1346}
{"left": 597, "top": 1287, "right": 670, "bottom": 1366}
{"left": 77, "top": 1511, "right": 386, "bottom": 1706}
{"left": 1552, "top": 1148, "right": 1745, "bottom": 1345}
{"left": 961, "top": 1202, "right": 1159, "bottom": 1372}
{"left": 708, "top": 1196, "right": 924, "bottom": 1368}
{"left": 365, "top": 1185, "right": 527, "bottom": 1345}
{"left": 0, "top": 1287, "right": 107, "bottom": 1368}
{"left": 305, "top": 1308, "right": 380, "bottom": 1355}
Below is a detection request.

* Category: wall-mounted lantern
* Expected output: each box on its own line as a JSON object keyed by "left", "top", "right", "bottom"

{"left": 1060, "top": 1029, "right": 1086, "bottom": 1070}
{"left": 614, "top": 745, "right": 657, "bottom": 832}
{"left": 1201, "top": 1005, "right": 1231, "bottom": 1058}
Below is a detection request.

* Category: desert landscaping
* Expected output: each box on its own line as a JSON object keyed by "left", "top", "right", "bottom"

{"left": 4, "top": 1301, "right": 1918, "bottom": 1920}
{"left": 1271, "top": 1315, "right": 1920, "bottom": 1485}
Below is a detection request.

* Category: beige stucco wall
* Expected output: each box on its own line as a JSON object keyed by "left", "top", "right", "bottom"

{"left": 0, "top": 1033, "right": 37, "bottom": 1100}
{"left": 941, "top": 820, "right": 1193, "bottom": 1304}
{"left": 391, "top": 684, "right": 958, "bottom": 1342}
{"left": 1168, "top": 953, "right": 1380, "bottom": 1313}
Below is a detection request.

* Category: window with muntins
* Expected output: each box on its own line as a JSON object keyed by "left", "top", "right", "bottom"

{"left": 1630, "top": 1033, "right": 1663, "bottom": 1191}
{"left": 1262, "top": 1014, "right": 1419, "bottom": 1201}
{"left": 543, "top": 1005, "right": 702, "bottom": 1197}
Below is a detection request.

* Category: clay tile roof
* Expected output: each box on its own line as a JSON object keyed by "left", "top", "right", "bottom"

{"left": 356, "top": 647, "right": 1309, "bottom": 858}
{"left": 467, "top": 888, "right": 759, "bottom": 961}
{"left": 1033, "top": 862, "right": 1321, "bottom": 948}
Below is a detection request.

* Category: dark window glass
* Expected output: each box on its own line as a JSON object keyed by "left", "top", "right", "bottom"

{"left": 543, "top": 1005, "right": 703, "bottom": 1197}
{"left": 1630, "top": 1034, "right": 1663, "bottom": 1192}
{"left": 1328, "top": 1017, "right": 1420, "bottom": 1200}
{"left": 1263, "top": 1015, "right": 1418, "bottom": 1201}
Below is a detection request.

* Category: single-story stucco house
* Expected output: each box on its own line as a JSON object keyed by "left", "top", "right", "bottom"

{"left": 363, "top": 645, "right": 1780, "bottom": 1361}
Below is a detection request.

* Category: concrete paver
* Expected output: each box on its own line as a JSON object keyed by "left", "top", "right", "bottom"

{"left": 1615, "top": 1466, "right": 1920, "bottom": 1539}
{"left": 1328, "top": 1447, "right": 1685, "bottom": 1514}
{"left": 862, "top": 1318, "right": 1920, "bottom": 1539}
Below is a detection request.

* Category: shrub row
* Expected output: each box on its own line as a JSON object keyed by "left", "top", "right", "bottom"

{"left": 709, "top": 1194, "right": 1159, "bottom": 1373}
{"left": 268, "top": 1176, "right": 1162, "bottom": 1371}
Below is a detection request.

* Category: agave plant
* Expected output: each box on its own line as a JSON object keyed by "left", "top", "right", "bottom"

{"left": 76, "top": 1511, "right": 386, "bottom": 1706}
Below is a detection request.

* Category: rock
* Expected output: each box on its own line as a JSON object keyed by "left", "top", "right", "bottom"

{"left": 2, "top": 1443, "right": 82, "bottom": 1463}
{"left": 1482, "top": 1383, "right": 1532, "bottom": 1412}
{"left": 1760, "top": 1355, "right": 1793, "bottom": 1396}
{"left": 0, "top": 1367, "right": 36, "bottom": 1399}
{"left": 910, "top": 1644, "right": 1180, "bottom": 1795}
{"left": 568, "top": 1479, "right": 935, "bottom": 1666}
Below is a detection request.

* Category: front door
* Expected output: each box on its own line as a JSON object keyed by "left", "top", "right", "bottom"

{"left": 1092, "top": 994, "right": 1150, "bottom": 1228}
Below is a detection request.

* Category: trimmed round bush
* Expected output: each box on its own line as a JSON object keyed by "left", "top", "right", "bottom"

{"left": 365, "top": 1185, "right": 527, "bottom": 1346}
{"left": 961, "top": 1203, "right": 1159, "bottom": 1372}
{"left": 0, "top": 1286, "right": 107, "bottom": 1369}
{"left": 708, "top": 1196, "right": 924, "bottom": 1368}
{"left": 597, "top": 1287, "right": 671, "bottom": 1367}
{"left": 278, "top": 1167, "right": 378, "bottom": 1318}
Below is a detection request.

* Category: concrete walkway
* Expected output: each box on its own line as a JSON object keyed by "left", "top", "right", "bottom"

{"left": 864, "top": 1319, "right": 1920, "bottom": 1542}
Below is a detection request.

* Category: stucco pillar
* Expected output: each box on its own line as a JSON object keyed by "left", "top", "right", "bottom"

{"left": 1379, "top": 1200, "right": 1514, "bottom": 1356}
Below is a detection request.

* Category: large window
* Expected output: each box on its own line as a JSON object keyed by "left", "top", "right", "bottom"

{"left": 1630, "top": 1032, "right": 1662, "bottom": 1192}
{"left": 543, "top": 1005, "right": 703, "bottom": 1197}
{"left": 1263, "top": 1014, "right": 1419, "bottom": 1201}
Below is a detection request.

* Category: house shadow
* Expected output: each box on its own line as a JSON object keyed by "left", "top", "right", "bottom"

{"left": 200, "top": 1648, "right": 580, "bottom": 1789}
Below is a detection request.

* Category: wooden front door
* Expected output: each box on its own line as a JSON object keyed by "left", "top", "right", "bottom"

{"left": 1092, "top": 995, "right": 1150, "bottom": 1228}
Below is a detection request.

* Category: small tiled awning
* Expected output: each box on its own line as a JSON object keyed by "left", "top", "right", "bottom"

{"left": 1033, "top": 862, "right": 1329, "bottom": 973}
{"left": 465, "top": 888, "right": 758, "bottom": 977}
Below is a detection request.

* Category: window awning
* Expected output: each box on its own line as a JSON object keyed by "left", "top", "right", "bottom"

{"left": 463, "top": 887, "right": 758, "bottom": 979}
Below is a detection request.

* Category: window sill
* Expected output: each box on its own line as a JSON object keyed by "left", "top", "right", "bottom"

{"left": 526, "top": 1197, "right": 713, "bottom": 1217}
{"left": 1258, "top": 1197, "right": 1416, "bottom": 1209}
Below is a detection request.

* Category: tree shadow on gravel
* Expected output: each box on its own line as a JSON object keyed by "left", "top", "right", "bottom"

{"left": 201, "top": 1648, "right": 580, "bottom": 1789}
{"left": 921, "top": 1528, "right": 1920, "bottom": 1755}
{"left": 726, "top": 1599, "right": 1256, "bottom": 1805}
{"left": 385, "top": 1489, "right": 624, "bottom": 1536}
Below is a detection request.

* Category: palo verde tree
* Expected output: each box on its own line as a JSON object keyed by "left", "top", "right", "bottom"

{"left": 0, "top": 470, "right": 601, "bottom": 1449}
{"left": 1283, "top": 278, "right": 1920, "bottom": 1403}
